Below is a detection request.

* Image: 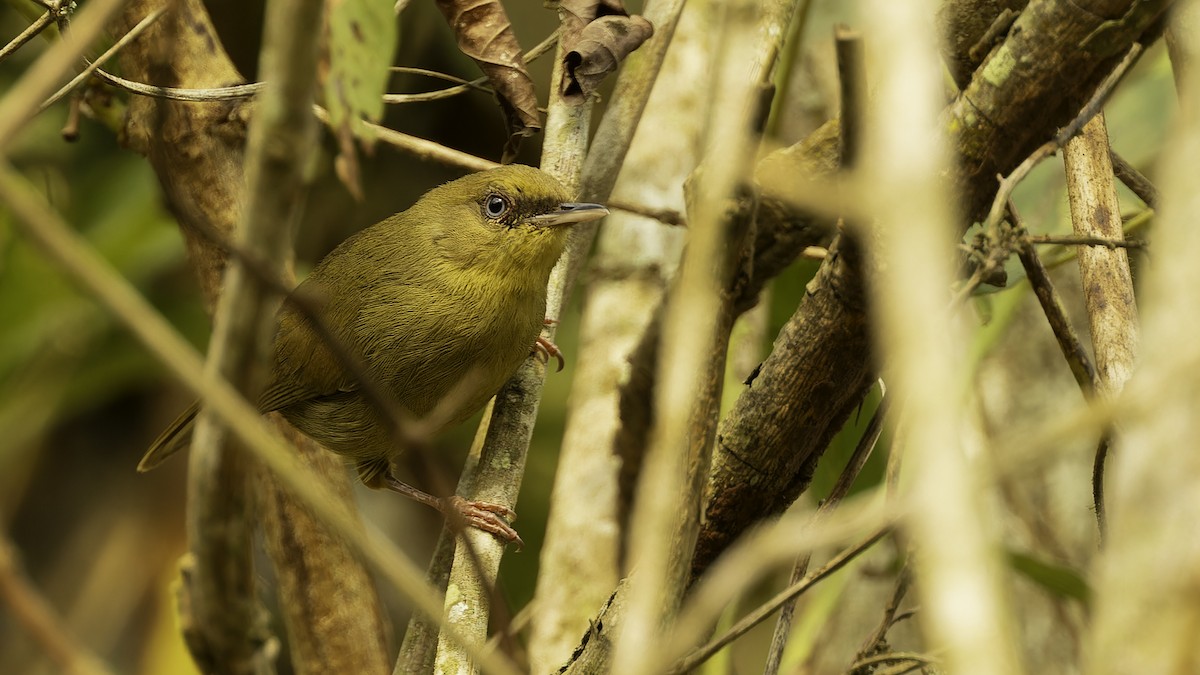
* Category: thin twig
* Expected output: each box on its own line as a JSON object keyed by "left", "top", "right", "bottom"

{"left": 0, "top": 0, "right": 126, "bottom": 152}
{"left": 389, "top": 66, "right": 479, "bottom": 83}
{"left": 851, "top": 565, "right": 911, "bottom": 670}
{"left": 384, "top": 31, "right": 559, "bottom": 104}
{"left": 40, "top": 8, "right": 166, "bottom": 111}
{"left": 606, "top": 198, "right": 686, "bottom": 226}
{"left": 1052, "top": 43, "right": 1144, "bottom": 148}
{"left": 979, "top": 42, "right": 1147, "bottom": 237}
{"left": 318, "top": 106, "right": 498, "bottom": 172}
{"left": 848, "top": 651, "right": 936, "bottom": 673}
{"left": 980, "top": 141, "right": 1058, "bottom": 236}
{"left": 1014, "top": 200, "right": 1118, "bottom": 540}
{"left": 1038, "top": 210, "right": 1154, "bottom": 271}
{"left": 667, "top": 527, "right": 891, "bottom": 674}
{"left": 1109, "top": 150, "right": 1160, "bottom": 209}
{"left": 60, "top": 93, "right": 81, "bottom": 140}
{"left": 1026, "top": 234, "right": 1146, "bottom": 249}
{"left": 1010, "top": 203, "right": 1097, "bottom": 392}
{"left": 86, "top": 31, "right": 560, "bottom": 106}
{"left": 967, "top": 8, "right": 1018, "bottom": 62}
{"left": 0, "top": 11, "right": 56, "bottom": 64}
{"left": 90, "top": 67, "right": 264, "bottom": 100}
{"left": 1093, "top": 434, "right": 1111, "bottom": 539}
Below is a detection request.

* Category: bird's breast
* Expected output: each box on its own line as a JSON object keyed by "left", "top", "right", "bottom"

{"left": 384, "top": 282, "right": 545, "bottom": 428}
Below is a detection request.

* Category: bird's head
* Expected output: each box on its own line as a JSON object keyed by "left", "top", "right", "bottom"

{"left": 414, "top": 165, "right": 608, "bottom": 284}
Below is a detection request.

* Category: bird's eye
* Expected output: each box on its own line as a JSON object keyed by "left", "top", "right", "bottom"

{"left": 484, "top": 194, "right": 509, "bottom": 219}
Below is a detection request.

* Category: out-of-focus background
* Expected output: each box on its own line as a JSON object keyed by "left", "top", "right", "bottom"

{"left": 0, "top": 0, "right": 1174, "bottom": 673}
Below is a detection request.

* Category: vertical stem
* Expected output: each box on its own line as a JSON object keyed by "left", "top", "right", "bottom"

{"left": 1088, "top": 6, "right": 1200, "bottom": 672}
{"left": 431, "top": 25, "right": 594, "bottom": 675}
{"left": 614, "top": 1, "right": 798, "bottom": 673}
{"left": 860, "top": 1, "right": 1023, "bottom": 674}
{"left": 1062, "top": 113, "right": 1138, "bottom": 535}
{"left": 527, "top": 0, "right": 708, "bottom": 668}
{"left": 1063, "top": 114, "right": 1138, "bottom": 397}
{"left": 182, "top": 0, "right": 324, "bottom": 671}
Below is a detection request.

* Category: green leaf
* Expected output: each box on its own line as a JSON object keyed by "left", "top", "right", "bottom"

{"left": 323, "top": 0, "right": 398, "bottom": 195}
{"left": 1008, "top": 549, "right": 1092, "bottom": 609}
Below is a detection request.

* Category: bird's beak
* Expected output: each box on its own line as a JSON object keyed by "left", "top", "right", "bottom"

{"left": 527, "top": 202, "right": 609, "bottom": 228}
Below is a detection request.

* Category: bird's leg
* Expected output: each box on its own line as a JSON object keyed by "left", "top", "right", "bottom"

{"left": 533, "top": 318, "right": 565, "bottom": 372}
{"left": 383, "top": 476, "right": 523, "bottom": 548}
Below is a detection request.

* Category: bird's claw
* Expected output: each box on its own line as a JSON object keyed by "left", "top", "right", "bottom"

{"left": 533, "top": 336, "right": 565, "bottom": 372}
{"left": 444, "top": 496, "right": 524, "bottom": 550}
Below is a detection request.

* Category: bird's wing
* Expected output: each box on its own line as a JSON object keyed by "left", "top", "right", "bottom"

{"left": 257, "top": 303, "right": 359, "bottom": 413}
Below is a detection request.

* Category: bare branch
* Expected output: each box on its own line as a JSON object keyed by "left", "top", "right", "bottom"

{"left": 1063, "top": 112, "right": 1138, "bottom": 538}
{"left": 39, "top": 9, "right": 166, "bottom": 111}
{"left": 0, "top": 10, "right": 56, "bottom": 65}
{"left": 614, "top": 2, "right": 799, "bottom": 674}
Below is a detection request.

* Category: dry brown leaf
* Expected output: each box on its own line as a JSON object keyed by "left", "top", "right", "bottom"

{"left": 434, "top": 0, "right": 541, "bottom": 162}
{"left": 557, "top": 0, "right": 629, "bottom": 33}
{"left": 561, "top": 14, "right": 653, "bottom": 104}
{"left": 555, "top": 0, "right": 653, "bottom": 105}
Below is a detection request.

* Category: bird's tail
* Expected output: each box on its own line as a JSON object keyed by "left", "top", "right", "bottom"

{"left": 138, "top": 401, "right": 199, "bottom": 472}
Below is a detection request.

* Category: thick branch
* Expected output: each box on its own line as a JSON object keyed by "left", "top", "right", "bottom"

{"left": 694, "top": 234, "right": 874, "bottom": 576}
{"left": 110, "top": 1, "right": 390, "bottom": 673}
{"left": 947, "top": 0, "right": 1169, "bottom": 221}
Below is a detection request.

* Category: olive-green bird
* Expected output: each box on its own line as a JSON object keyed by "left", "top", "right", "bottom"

{"left": 140, "top": 165, "right": 607, "bottom": 542}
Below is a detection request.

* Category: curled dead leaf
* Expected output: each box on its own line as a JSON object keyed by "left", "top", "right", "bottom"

{"left": 434, "top": 0, "right": 541, "bottom": 162}
{"left": 557, "top": 0, "right": 630, "bottom": 34}
{"left": 561, "top": 14, "right": 654, "bottom": 104}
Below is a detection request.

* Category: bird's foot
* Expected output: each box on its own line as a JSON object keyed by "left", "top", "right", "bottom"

{"left": 443, "top": 496, "right": 524, "bottom": 550}
{"left": 382, "top": 476, "right": 523, "bottom": 548}
{"left": 533, "top": 336, "right": 565, "bottom": 372}
{"left": 534, "top": 320, "right": 564, "bottom": 371}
